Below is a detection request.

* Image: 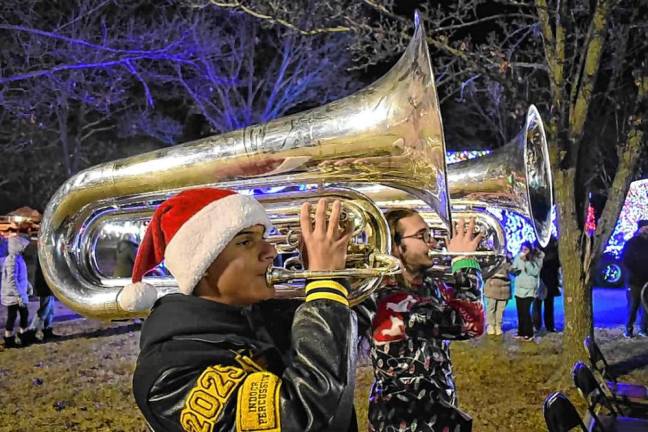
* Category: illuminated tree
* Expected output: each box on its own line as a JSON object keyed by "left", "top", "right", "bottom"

{"left": 0, "top": 0, "right": 357, "bottom": 211}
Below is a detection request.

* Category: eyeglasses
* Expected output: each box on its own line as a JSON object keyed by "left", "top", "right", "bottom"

{"left": 400, "top": 228, "right": 435, "bottom": 244}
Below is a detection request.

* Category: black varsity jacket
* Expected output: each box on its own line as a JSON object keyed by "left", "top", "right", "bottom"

{"left": 132, "top": 280, "right": 358, "bottom": 432}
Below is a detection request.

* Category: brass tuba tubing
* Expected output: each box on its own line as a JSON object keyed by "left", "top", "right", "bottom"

{"left": 267, "top": 253, "right": 402, "bottom": 305}
{"left": 351, "top": 184, "right": 508, "bottom": 278}
{"left": 38, "top": 11, "right": 450, "bottom": 319}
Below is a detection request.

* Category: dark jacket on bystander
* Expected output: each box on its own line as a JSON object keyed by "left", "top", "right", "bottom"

{"left": 622, "top": 235, "right": 648, "bottom": 287}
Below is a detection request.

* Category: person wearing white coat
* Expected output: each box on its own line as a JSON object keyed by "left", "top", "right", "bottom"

{"left": 1, "top": 233, "right": 32, "bottom": 347}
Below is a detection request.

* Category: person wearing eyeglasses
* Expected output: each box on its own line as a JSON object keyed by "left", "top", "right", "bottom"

{"left": 367, "top": 208, "right": 485, "bottom": 432}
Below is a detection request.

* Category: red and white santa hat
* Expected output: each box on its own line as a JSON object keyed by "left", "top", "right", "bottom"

{"left": 117, "top": 187, "right": 272, "bottom": 312}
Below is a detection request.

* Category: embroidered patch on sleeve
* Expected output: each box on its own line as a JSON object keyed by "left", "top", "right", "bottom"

{"left": 236, "top": 372, "right": 282, "bottom": 432}
{"left": 180, "top": 365, "right": 246, "bottom": 432}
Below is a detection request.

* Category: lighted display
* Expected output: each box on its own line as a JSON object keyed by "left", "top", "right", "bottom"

{"left": 446, "top": 150, "right": 491, "bottom": 164}
{"left": 486, "top": 207, "right": 545, "bottom": 255}
{"left": 601, "top": 262, "right": 623, "bottom": 284}
{"left": 603, "top": 179, "right": 648, "bottom": 258}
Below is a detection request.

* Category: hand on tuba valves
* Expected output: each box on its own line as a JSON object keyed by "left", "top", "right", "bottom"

{"left": 298, "top": 198, "right": 354, "bottom": 272}
{"left": 447, "top": 217, "right": 485, "bottom": 255}
{"left": 263, "top": 189, "right": 401, "bottom": 306}
{"left": 427, "top": 216, "right": 504, "bottom": 276}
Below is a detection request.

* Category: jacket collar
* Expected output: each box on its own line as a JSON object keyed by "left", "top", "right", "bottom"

{"left": 140, "top": 294, "right": 257, "bottom": 351}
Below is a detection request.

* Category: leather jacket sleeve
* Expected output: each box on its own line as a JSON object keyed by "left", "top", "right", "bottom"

{"left": 352, "top": 296, "right": 377, "bottom": 341}
{"left": 279, "top": 291, "right": 357, "bottom": 431}
{"left": 145, "top": 280, "right": 357, "bottom": 432}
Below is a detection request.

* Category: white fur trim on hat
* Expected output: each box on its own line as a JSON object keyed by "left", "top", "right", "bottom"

{"left": 117, "top": 282, "right": 159, "bottom": 312}
{"left": 164, "top": 193, "right": 272, "bottom": 295}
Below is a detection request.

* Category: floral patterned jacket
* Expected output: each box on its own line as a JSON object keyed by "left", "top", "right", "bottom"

{"left": 368, "top": 259, "right": 484, "bottom": 432}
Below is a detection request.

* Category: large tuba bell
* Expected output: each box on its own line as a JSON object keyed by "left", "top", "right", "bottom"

{"left": 447, "top": 105, "right": 553, "bottom": 247}
{"left": 353, "top": 105, "right": 552, "bottom": 277}
{"left": 38, "top": 12, "right": 451, "bottom": 320}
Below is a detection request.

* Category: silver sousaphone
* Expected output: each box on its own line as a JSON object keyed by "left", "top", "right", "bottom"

{"left": 38, "top": 12, "right": 454, "bottom": 320}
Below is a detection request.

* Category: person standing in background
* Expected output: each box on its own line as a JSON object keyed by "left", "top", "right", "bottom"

{"left": 621, "top": 220, "right": 648, "bottom": 338}
{"left": 30, "top": 253, "right": 60, "bottom": 341}
{"left": 484, "top": 252, "right": 513, "bottom": 336}
{"left": 1, "top": 230, "right": 32, "bottom": 348}
{"left": 512, "top": 241, "right": 543, "bottom": 341}
{"left": 533, "top": 237, "right": 561, "bottom": 333}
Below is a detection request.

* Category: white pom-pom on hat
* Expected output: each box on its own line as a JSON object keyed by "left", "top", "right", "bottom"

{"left": 117, "top": 282, "right": 159, "bottom": 312}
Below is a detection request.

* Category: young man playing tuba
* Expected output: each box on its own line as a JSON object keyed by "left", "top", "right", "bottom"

{"left": 118, "top": 188, "right": 358, "bottom": 432}
{"left": 368, "top": 209, "right": 485, "bottom": 432}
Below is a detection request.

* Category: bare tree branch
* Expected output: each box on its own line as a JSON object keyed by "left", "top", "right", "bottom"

{"left": 569, "top": 0, "right": 612, "bottom": 142}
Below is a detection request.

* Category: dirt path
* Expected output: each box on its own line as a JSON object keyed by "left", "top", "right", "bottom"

{"left": 1, "top": 308, "right": 647, "bottom": 431}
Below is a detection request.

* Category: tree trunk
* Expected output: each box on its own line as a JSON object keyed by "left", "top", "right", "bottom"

{"left": 554, "top": 168, "right": 592, "bottom": 373}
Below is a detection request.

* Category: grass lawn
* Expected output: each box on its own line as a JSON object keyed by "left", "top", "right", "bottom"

{"left": 1, "top": 317, "right": 647, "bottom": 432}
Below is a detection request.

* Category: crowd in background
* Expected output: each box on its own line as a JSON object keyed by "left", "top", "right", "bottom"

{"left": 484, "top": 237, "right": 562, "bottom": 341}
{"left": 482, "top": 218, "right": 648, "bottom": 341}
{"left": 1, "top": 226, "right": 59, "bottom": 348}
